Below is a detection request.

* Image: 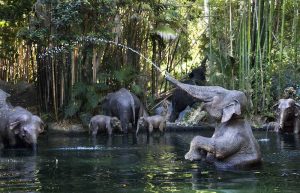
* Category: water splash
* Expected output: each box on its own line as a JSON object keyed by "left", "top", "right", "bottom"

{"left": 38, "top": 36, "right": 167, "bottom": 76}
{"left": 258, "top": 138, "right": 270, "bottom": 142}
{"left": 258, "top": 124, "right": 270, "bottom": 142}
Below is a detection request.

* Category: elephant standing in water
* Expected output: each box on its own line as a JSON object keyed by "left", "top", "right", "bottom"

{"left": 0, "top": 90, "right": 44, "bottom": 150}
{"left": 273, "top": 98, "right": 300, "bottom": 134}
{"left": 136, "top": 115, "right": 166, "bottom": 135}
{"left": 102, "top": 88, "right": 148, "bottom": 133}
{"left": 166, "top": 75, "right": 261, "bottom": 169}
{"left": 89, "top": 115, "right": 122, "bottom": 136}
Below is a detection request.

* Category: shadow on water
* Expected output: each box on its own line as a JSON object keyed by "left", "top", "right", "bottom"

{"left": 1, "top": 131, "right": 300, "bottom": 192}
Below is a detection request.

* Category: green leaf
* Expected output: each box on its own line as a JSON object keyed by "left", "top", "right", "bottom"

{"left": 153, "top": 25, "right": 177, "bottom": 40}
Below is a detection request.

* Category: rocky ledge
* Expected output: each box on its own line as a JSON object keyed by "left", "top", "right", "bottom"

{"left": 47, "top": 121, "right": 88, "bottom": 135}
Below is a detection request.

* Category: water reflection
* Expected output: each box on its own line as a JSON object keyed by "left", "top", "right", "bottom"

{"left": 0, "top": 132, "right": 300, "bottom": 192}
{"left": 0, "top": 151, "right": 41, "bottom": 192}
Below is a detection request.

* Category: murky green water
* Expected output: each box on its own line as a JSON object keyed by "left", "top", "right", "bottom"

{"left": 1, "top": 130, "right": 300, "bottom": 193}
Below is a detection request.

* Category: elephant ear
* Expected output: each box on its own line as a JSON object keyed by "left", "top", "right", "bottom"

{"left": 221, "top": 100, "right": 241, "bottom": 123}
{"left": 9, "top": 120, "right": 21, "bottom": 134}
{"left": 33, "top": 115, "right": 44, "bottom": 133}
{"left": 295, "top": 103, "right": 300, "bottom": 117}
{"left": 9, "top": 113, "right": 29, "bottom": 134}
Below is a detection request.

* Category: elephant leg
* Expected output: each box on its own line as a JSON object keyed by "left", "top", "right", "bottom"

{"left": 92, "top": 124, "right": 99, "bottom": 136}
{"left": 106, "top": 122, "right": 113, "bottom": 135}
{"left": 294, "top": 119, "right": 300, "bottom": 134}
{"left": 0, "top": 136, "right": 4, "bottom": 150}
{"left": 121, "top": 119, "right": 128, "bottom": 134}
{"left": 148, "top": 123, "right": 154, "bottom": 134}
{"left": 159, "top": 121, "right": 165, "bottom": 133}
{"left": 8, "top": 131, "right": 16, "bottom": 147}
{"left": 185, "top": 136, "right": 214, "bottom": 161}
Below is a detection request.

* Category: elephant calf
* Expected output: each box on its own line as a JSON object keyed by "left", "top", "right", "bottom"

{"left": 273, "top": 98, "right": 300, "bottom": 134}
{"left": 136, "top": 115, "right": 166, "bottom": 135}
{"left": 89, "top": 115, "right": 122, "bottom": 136}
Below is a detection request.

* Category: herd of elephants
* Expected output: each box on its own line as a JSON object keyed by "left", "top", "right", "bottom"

{"left": 0, "top": 64, "right": 299, "bottom": 170}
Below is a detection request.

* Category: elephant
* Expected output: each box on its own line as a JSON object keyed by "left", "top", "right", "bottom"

{"left": 165, "top": 74, "right": 261, "bottom": 169}
{"left": 169, "top": 82, "right": 200, "bottom": 122}
{"left": 154, "top": 100, "right": 172, "bottom": 120}
{"left": 102, "top": 88, "right": 148, "bottom": 133}
{"left": 273, "top": 98, "right": 300, "bottom": 134}
{"left": 136, "top": 115, "right": 166, "bottom": 135}
{"left": 169, "top": 57, "right": 206, "bottom": 122}
{"left": 89, "top": 115, "right": 122, "bottom": 136}
{"left": 0, "top": 90, "right": 44, "bottom": 150}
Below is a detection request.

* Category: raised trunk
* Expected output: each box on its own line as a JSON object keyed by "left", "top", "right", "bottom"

{"left": 165, "top": 75, "right": 227, "bottom": 101}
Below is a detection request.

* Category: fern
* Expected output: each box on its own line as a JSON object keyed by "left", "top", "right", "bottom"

{"left": 113, "top": 66, "right": 137, "bottom": 87}
{"left": 64, "top": 100, "right": 82, "bottom": 118}
{"left": 64, "top": 82, "right": 104, "bottom": 119}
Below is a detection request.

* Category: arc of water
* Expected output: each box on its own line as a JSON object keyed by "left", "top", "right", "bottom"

{"left": 39, "top": 36, "right": 176, "bottom": 81}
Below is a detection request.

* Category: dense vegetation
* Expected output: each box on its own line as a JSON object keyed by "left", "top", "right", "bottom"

{"left": 0, "top": 0, "right": 299, "bottom": 122}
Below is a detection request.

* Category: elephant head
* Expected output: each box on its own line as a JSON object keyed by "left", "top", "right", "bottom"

{"left": 110, "top": 117, "right": 122, "bottom": 132}
{"left": 136, "top": 117, "right": 147, "bottom": 135}
{"left": 9, "top": 107, "right": 44, "bottom": 148}
{"left": 274, "top": 98, "right": 300, "bottom": 131}
{"left": 166, "top": 75, "right": 247, "bottom": 123}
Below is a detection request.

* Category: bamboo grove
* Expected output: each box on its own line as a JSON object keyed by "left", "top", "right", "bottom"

{"left": 0, "top": 0, "right": 299, "bottom": 121}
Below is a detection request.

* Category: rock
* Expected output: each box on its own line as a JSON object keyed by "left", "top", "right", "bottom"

{"left": 175, "top": 103, "right": 207, "bottom": 126}
{"left": 0, "top": 80, "right": 37, "bottom": 108}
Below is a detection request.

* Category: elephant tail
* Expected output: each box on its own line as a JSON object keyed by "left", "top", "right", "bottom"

{"left": 88, "top": 121, "right": 92, "bottom": 134}
{"left": 129, "top": 92, "right": 136, "bottom": 125}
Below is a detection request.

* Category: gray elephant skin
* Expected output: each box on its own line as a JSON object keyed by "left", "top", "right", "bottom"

{"left": 166, "top": 75, "right": 261, "bottom": 169}
{"left": 0, "top": 90, "right": 44, "bottom": 150}
{"left": 102, "top": 88, "right": 148, "bottom": 133}
{"left": 136, "top": 115, "right": 166, "bottom": 135}
{"left": 89, "top": 115, "right": 122, "bottom": 136}
{"left": 273, "top": 98, "right": 300, "bottom": 134}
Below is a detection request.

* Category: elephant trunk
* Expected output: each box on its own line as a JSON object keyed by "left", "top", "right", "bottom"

{"left": 136, "top": 122, "right": 140, "bottom": 136}
{"left": 165, "top": 74, "right": 227, "bottom": 102}
{"left": 279, "top": 110, "right": 288, "bottom": 129}
{"left": 32, "top": 143, "right": 37, "bottom": 152}
{"left": 120, "top": 117, "right": 129, "bottom": 134}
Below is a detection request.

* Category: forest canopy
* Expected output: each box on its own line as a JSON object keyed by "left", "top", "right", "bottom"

{"left": 0, "top": 0, "right": 299, "bottom": 122}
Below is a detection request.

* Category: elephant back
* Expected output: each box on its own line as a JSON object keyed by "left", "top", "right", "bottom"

{"left": 0, "top": 89, "right": 12, "bottom": 109}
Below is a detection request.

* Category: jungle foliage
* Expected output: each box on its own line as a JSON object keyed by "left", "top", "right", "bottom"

{"left": 0, "top": 0, "right": 299, "bottom": 120}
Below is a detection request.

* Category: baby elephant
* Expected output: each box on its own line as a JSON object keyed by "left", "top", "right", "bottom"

{"left": 136, "top": 115, "right": 166, "bottom": 135}
{"left": 89, "top": 115, "right": 122, "bottom": 136}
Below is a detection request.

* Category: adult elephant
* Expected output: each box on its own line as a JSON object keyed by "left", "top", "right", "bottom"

{"left": 0, "top": 90, "right": 44, "bottom": 150}
{"left": 166, "top": 75, "right": 261, "bottom": 169}
{"left": 169, "top": 57, "right": 207, "bottom": 122}
{"left": 102, "top": 88, "right": 147, "bottom": 133}
{"left": 273, "top": 98, "right": 300, "bottom": 134}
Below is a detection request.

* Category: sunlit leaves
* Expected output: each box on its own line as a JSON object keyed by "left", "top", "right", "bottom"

{"left": 153, "top": 25, "right": 177, "bottom": 40}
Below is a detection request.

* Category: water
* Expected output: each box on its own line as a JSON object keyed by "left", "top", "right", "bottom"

{"left": 38, "top": 36, "right": 173, "bottom": 78}
{"left": 1, "top": 130, "right": 300, "bottom": 193}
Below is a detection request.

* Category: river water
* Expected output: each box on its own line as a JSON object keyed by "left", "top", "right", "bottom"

{"left": 0, "top": 130, "right": 300, "bottom": 193}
